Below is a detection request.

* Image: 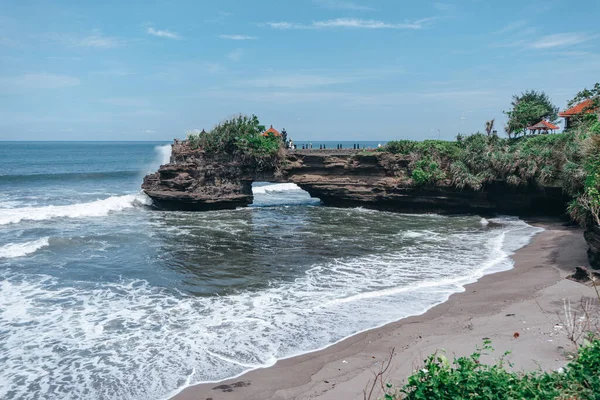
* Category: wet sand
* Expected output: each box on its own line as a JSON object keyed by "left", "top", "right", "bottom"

{"left": 172, "top": 222, "right": 593, "bottom": 400}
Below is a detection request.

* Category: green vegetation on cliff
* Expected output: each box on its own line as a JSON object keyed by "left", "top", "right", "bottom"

{"left": 379, "top": 83, "right": 600, "bottom": 224}
{"left": 186, "top": 114, "right": 284, "bottom": 171}
{"left": 381, "top": 133, "right": 585, "bottom": 194}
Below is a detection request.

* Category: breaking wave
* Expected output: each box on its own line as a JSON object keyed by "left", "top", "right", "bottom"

{"left": 0, "top": 218, "right": 542, "bottom": 400}
{"left": 0, "top": 237, "right": 50, "bottom": 259}
{"left": 0, "top": 194, "right": 152, "bottom": 225}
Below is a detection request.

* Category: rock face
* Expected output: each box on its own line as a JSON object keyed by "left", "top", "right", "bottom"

{"left": 584, "top": 226, "right": 600, "bottom": 270}
{"left": 142, "top": 142, "right": 256, "bottom": 211}
{"left": 142, "top": 142, "right": 570, "bottom": 216}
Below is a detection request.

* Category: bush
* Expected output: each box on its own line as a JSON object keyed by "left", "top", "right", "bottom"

{"left": 386, "top": 339, "right": 600, "bottom": 400}
{"left": 411, "top": 157, "right": 446, "bottom": 185}
{"left": 185, "top": 114, "right": 284, "bottom": 171}
{"left": 568, "top": 125, "right": 600, "bottom": 226}
{"left": 382, "top": 133, "right": 584, "bottom": 192}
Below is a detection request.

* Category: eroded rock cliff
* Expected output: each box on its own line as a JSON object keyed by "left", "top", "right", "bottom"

{"left": 142, "top": 141, "right": 570, "bottom": 216}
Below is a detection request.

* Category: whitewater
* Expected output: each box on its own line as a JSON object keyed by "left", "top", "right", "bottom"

{"left": 0, "top": 142, "right": 543, "bottom": 400}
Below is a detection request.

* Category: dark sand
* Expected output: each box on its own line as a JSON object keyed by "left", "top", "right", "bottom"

{"left": 172, "top": 222, "right": 594, "bottom": 400}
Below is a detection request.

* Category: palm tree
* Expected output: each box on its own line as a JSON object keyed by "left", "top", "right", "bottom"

{"left": 485, "top": 119, "right": 495, "bottom": 136}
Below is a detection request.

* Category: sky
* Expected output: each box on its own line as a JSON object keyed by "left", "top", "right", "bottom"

{"left": 0, "top": 0, "right": 599, "bottom": 141}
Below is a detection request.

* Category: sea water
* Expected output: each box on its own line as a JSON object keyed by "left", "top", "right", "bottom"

{"left": 0, "top": 142, "right": 542, "bottom": 400}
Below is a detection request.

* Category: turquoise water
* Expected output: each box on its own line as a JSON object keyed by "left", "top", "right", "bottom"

{"left": 0, "top": 142, "right": 541, "bottom": 400}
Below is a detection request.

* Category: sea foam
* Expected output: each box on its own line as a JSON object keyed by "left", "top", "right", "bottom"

{"left": 252, "top": 183, "right": 302, "bottom": 194}
{"left": 0, "top": 237, "right": 50, "bottom": 258}
{"left": 0, "top": 193, "right": 151, "bottom": 225}
{"left": 0, "top": 217, "right": 542, "bottom": 400}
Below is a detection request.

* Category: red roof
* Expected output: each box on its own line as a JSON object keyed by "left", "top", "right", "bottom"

{"left": 559, "top": 99, "right": 597, "bottom": 117}
{"left": 262, "top": 125, "right": 281, "bottom": 137}
{"left": 527, "top": 120, "right": 560, "bottom": 131}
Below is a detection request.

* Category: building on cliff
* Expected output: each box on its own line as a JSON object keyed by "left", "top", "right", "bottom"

{"left": 527, "top": 120, "right": 559, "bottom": 134}
{"left": 262, "top": 125, "right": 281, "bottom": 137}
{"left": 560, "top": 99, "right": 599, "bottom": 130}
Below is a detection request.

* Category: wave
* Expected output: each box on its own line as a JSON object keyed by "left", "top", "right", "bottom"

{"left": 252, "top": 183, "right": 302, "bottom": 194}
{"left": 0, "top": 170, "right": 141, "bottom": 184}
{"left": 0, "top": 217, "right": 542, "bottom": 400}
{"left": 0, "top": 237, "right": 50, "bottom": 259}
{"left": 155, "top": 144, "right": 172, "bottom": 166}
{"left": 0, "top": 193, "right": 152, "bottom": 225}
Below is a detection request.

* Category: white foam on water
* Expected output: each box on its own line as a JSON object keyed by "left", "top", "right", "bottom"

{"left": 480, "top": 218, "right": 489, "bottom": 226}
{"left": 155, "top": 145, "right": 172, "bottom": 166}
{"left": 252, "top": 183, "right": 302, "bottom": 194}
{"left": 0, "top": 237, "right": 50, "bottom": 259}
{"left": 0, "top": 193, "right": 152, "bottom": 225}
{"left": 0, "top": 217, "right": 543, "bottom": 400}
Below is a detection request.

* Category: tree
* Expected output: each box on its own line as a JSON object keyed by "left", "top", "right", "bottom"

{"left": 485, "top": 119, "right": 495, "bottom": 136}
{"left": 567, "top": 82, "right": 600, "bottom": 108}
{"left": 504, "top": 90, "right": 559, "bottom": 137}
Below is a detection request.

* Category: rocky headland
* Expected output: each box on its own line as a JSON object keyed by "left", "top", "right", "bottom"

{"left": 142, "top": 141, "right": 569, "bottom": 216}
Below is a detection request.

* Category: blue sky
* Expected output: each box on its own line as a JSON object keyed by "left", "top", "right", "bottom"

{"left": 0, "top": 0, "right": 599, "bottom": 141}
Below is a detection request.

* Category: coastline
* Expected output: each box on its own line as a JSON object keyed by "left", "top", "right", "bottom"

{"left": 172, "top": 221, "right": 593, "bottom": 400}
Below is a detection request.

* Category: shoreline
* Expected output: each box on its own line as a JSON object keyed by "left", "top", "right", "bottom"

{"left": 172, "top": 221, "right": 593, "bottom": 400}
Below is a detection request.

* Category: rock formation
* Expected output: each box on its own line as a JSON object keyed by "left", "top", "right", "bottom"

{"left": 142, "top": 141, "right": 570, "bottom": 216}
{"left": 584, "top": 226, "right": 600, "bottom": 270}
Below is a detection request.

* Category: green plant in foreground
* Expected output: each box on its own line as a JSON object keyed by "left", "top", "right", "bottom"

{"left": 385, "top": 339, "right": 600, "bottom": 400}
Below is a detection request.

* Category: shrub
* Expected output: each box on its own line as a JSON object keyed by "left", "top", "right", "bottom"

{"left": 411, "top": 157, "right": 446, "bottom": 185}
{"left": 185, "top": 114, "right": 284, "bottom": 171}
{"left": 568, "top": 127, "right": 600, "bottom": 226}
{"left": 381, "top": 339, "right": 600, "bottom": 400}
{"left": 382, "top": 133, "right": 584, "bottom": 191}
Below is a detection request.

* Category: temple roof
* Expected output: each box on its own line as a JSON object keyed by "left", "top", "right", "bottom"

{"left": 559, "top": 99, "right": 597, "bottom": 117}
{"left": 262, "top": 125, "right": 281, "bottom": 137}
{"left": 527, "top": 120, "right": 559, "bottom": 130}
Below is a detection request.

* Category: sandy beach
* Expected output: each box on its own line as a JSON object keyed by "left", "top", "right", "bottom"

{"left": 172, "top": 221, "right": 595, "bottom": 400}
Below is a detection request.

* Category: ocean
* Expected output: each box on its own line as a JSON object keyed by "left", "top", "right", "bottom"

{"left": 0, "top": 142, "right": 542, "bottom": 400}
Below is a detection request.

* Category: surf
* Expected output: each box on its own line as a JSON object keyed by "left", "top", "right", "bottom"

{"left": 0, "top": 237, "right": 50, "bottom": 258}
{"left": 0, "top": 193, "right": 152, "bottom": 225}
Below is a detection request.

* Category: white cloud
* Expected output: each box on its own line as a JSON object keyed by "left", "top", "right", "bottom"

{"left": 94, "top": 69, "right": 136, "bottom": 76}
{"left": 530, "top": 33, "right": 595, "bottom": 49}
{"left": 144, "top": 129, "right": 156, "bottom": 133}
{"left": 219, "top": 34, "right": 257, "bottom": 40}
{"left": 98, "top": 97, "right": 150, "bottom": 107}
{"left": 419, "top": 90, "right": 492, "bottom": 99}
{"left": 241, "top": 73, "right": 348, "bottom": 88}
{"left": 494, "top": 20, "right": 528, "bottom": 34}
{"left": 147, "top": 27, "right": 181, "bottom": 40}
{"left": 77, "top": 34, "right": 121, "bottom": 48}
{"left": 434, "top": 2, "right": 454, "bottom": 11}
{"left": 46, "top": 32, "right": 122, "bottom": 48}
{"left": 227, "top": 48, "right": 243, "bottom": 61}
{"left": 0, "top": 36, "right": 17, "bottom": 47}
{"left": 239, "top": 68, "right": 404, "bottom": 89}
{"left": 1, "top": 73, "right": 80, "bottom": 89}
{"left": 261, "top": 18, "right": 435, "bottom": 30}
{"left": 313, "top": 0, "right": 374, "bottom": 11}
{"left": 47, "top": 56, "right": 83, "bottom": 61}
